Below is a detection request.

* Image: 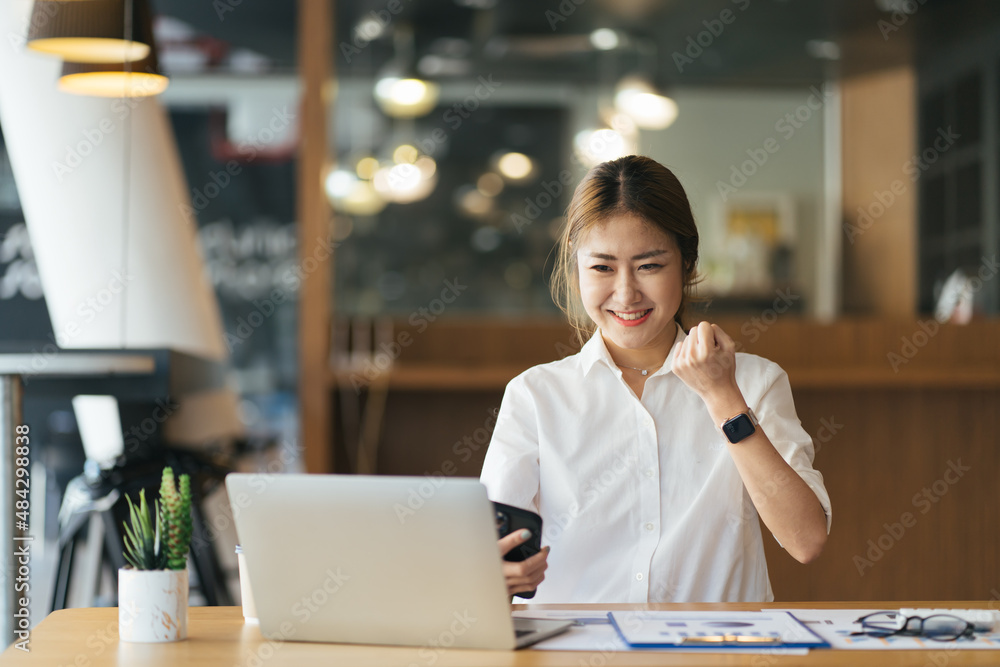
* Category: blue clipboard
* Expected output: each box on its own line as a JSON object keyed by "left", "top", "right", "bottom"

{"left": 608, "top": 610, "right": 831, "bottom": 649}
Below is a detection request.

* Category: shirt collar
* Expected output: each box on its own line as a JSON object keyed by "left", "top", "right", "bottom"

{"left": 579, "top": 323, "right": 686, "bottom": 378}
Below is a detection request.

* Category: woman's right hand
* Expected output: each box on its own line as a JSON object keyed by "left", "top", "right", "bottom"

{"left": 498, "top": 530, "right": 549, "bottom": 598}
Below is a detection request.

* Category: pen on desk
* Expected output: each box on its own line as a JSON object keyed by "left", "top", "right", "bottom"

{"left": 679, "top": 635, "right": 782, "bottom": 645}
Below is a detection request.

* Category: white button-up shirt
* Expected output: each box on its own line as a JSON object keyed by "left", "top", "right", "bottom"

{"left": 480, "top": 325, "right": 832, "bottom": 603}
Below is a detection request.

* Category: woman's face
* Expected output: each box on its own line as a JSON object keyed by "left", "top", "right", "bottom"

{"left": 576, "top": 214, "right": 684, "bottom": 356}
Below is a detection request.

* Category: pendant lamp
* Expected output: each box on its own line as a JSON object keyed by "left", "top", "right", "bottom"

{"left": 27, "top": 0, "right": 154, "bottom": 64}
{"left": 52, "top": 0, "right": 169, "bottom": 98}
{"left": 59, "top": 53, "right": 168, "bottom": 98}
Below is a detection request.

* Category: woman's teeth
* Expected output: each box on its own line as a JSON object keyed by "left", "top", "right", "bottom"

{"left": 612, "top": 309, "right": 651, "bottom": 321}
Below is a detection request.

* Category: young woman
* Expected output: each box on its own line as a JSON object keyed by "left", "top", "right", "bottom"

{"left": 483, "top": 155, "right": 831, "bottom": 603}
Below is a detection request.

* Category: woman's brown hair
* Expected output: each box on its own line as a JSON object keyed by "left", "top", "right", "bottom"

{"left": 550, "top": 155, "right": 700, "bottom": 344}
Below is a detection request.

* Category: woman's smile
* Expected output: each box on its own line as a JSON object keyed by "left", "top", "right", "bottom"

{"left": 609, "top": 308, "right": 653, "bottom": 326}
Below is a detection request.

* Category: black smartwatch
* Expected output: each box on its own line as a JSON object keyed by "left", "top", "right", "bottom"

{"left": 720, "top": 408, "right": 759, "bottom": 444}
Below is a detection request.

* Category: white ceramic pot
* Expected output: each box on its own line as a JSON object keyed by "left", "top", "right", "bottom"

{"left": 118, "top": 567, "right": 189, "bottom": 642}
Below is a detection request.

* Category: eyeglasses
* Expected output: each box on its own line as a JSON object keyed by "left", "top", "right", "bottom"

{"left": 852, "top": 611, "right": 976, "bottom": 642}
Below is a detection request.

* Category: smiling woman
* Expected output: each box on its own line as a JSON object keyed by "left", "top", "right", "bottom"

{"left": 481, "top": 155, "right": 831, "bottom": 603}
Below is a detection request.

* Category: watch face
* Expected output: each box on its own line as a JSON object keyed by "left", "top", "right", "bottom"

{"left": 722, "top": 414, "right": 756, "bottom": 443}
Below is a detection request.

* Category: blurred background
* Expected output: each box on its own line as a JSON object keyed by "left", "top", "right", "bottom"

{"left": 0, "top": 0, "right": 998, "bottom": 624}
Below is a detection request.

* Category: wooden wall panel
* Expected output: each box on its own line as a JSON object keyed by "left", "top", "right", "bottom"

{"left": 768, "top": 389, "right": 999, "bottom": 601}
{"left": 840, "top": 67, "right": 917, "bottom": 317}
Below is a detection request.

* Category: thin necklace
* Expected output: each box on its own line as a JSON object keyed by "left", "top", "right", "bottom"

{"left": 615, "top": 362, "right": 660, "bottom": 376}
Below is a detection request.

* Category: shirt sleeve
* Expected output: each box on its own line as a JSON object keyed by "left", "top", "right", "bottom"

{"left": 480, "top": 373, "right": 541, "bottom": 513}
{"left": 754, "top": 363, "right": 833, "bottom": 534}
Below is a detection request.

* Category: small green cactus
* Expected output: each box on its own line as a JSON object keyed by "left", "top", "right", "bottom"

{"left": 122, "top": 467, "right": 193, "bottom": 571}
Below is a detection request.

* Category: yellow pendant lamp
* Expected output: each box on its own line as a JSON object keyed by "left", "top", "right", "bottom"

{"left": 27, "top": 0, "right": 153, "bottom": 63}
{"left": 27, "top": 0, "right": 168, "bottom": 97}
{"left": 59, "top": 57, "right": 168, "bottom": 98}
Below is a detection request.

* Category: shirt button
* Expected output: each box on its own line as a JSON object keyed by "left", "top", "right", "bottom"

{"left": 645, "top": 469, "right": 655, "bottom": 478}
{"left": 645, "top": 523, "right": 654, "bottom": 531}
{"left": 636, "top": 573, "right": 644, "bottom": 581}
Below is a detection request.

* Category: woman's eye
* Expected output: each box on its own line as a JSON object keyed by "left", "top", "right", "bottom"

{"left": 590, "top": 265, "right": 612, "bottom": 273}
{"left": 639, "top": 263, "right": 662, "bottom": 271}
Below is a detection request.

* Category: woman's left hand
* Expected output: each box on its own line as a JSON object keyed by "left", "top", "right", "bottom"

{"left": 672, "top": 322, "right": 744, "bottom": 414}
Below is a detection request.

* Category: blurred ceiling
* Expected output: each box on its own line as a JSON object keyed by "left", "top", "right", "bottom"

{"left": 153, "top": 0, "right": 999, "bottom": 85}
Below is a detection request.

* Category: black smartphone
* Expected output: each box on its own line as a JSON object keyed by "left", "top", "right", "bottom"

{"left": 492, "top": 501, "right": 543, "bottom": 599}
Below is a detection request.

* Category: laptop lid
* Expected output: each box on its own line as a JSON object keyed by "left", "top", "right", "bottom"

{"left": 226, "top": 473, "right": 523, "bottom": 650}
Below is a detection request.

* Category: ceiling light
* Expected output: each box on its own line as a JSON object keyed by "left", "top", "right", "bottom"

{"left": 613, "top": 76, "right": 678, "bottom": 130}
{"left": 355, "top": 156, "right": 380, "bottom": 180}
{"left": 454, "top": 185, "right": 494, "bottom": 219}
{"left": 589, "top": 29, "right": 620, "bottom": 51}
{"left": 805, "top": 39, "right": 841, "bottom": 61}
{"left": 372, "top": 158, "right": 438, "bottom": 204}
{"left": 574, "top": 127, "right": 631, "bottom": 168}
{"left": 393, "top": 144, "right": 419, "bottom": 164}
{"left": 415, "top": 156, "right": 437, "bottom": 179}
{"left": 324, "top": 167, "right": 387, "bottom": 216}
{"left": 496, "top": 152, "right": 535, "bottom": 181}
{"left": 340, "top": 181, "right": 387, "bottom": 216}
{"left": 27, "top": 0, "right": 154, "bottom": 63}
{"left": 325, "top": 168, "right": 358, "bottom": 200}
{"left": 476, "top": 172, "right": 504, "bottom": 197}
{"left": 374, "top": 76, "right": 440, "bottom": 118}
{"left": 59, "top": 59, "right": 169, "bottom": 97}
{"left": 355, "top": 17, "right": 386, "bottom": 42}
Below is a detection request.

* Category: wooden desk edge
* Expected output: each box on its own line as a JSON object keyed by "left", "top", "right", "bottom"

{"left": 6, "top": 602, "right": 1000, "bottom": 667}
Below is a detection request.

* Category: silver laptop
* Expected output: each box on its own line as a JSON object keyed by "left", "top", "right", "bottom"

{"left": 225, "top": 473, "right": 571, "bottom": 650}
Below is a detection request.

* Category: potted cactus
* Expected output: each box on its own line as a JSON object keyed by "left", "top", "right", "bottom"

{"left": 118, "top": 467, "right": 193, "bottom": 642}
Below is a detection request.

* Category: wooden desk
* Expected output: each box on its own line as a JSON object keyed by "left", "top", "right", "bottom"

{"left": 3, "top": 603, "right": 1000, "bottom": 666}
